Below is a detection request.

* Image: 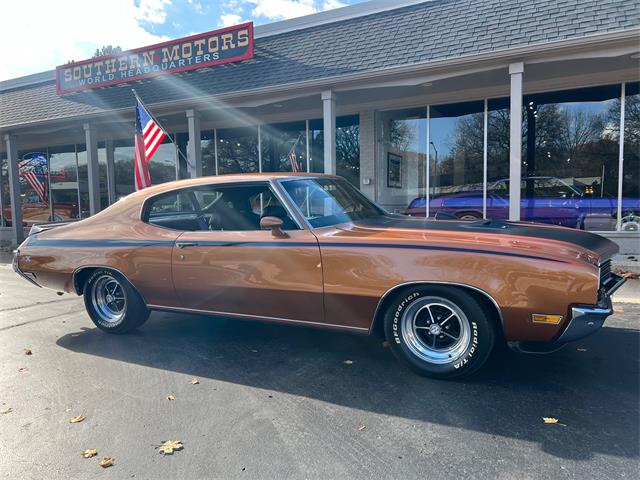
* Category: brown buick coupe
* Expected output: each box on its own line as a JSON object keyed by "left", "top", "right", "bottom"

{"left": 13, "top": 174, "right": 626, "bottom": 378}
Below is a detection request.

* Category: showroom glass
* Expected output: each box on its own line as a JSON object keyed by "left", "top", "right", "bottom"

{"left": 622, "top": 82, "right": 639, "bottom": 231}
{"left": 429, "top": 101, "right": 485, "bottom": 219}
{"left": 76, "top": 143, "right": 110, "bottom": 216}
{"left": 0, "top": 155, "right": 8, "bottom": 226}
{"left": 261, "top": 121, "right": 307, "bottom": 173}
{"left": 47, "top": 145, "right": 80, "bottom": 222}
{"left": 521, "top": 85, "right": 621, "bottom": 230}
{"left": 486, "top": 98, "right": 510, "bottom": 221}
{"left": 376, "top": 107, "right": 427, "bottom": 213}
{"left": 282, "top": 177, "right": 385, "bottom": 228}
{"left": 306, "top": 115, "right": 361, "bottom": 186}
{"left": 200, "top": 130, "right": 216, "bottom": 176}
{"left": 217, "top": 127, "right": 259, "bottom": 174}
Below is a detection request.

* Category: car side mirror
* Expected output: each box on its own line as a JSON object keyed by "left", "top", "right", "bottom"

{"left": 260, "top": 216, "right": 288, "bottom": 238}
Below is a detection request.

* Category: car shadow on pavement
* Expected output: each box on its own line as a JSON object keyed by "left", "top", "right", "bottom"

{"left": 57, "top": 310, "right": 639, "bottom": 462}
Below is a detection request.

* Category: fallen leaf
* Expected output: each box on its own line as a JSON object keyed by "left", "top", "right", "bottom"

{"left": 158, "top": 440, "right": 183, "bottom": 455}
{"left": 190, "top": 377, "right": 199, "bottom": 385}
{"left": 69, "top": 415, "right": 85, "bottom": 423}
{"left": 18, "top": 367, "right": 28, "bottom": 373}
{"left": 612, "top": 268, "right": 640, "bottom": 279}
{"left": 0, "top": 407, "right": 12, "bottom": 414}
{"left": 166, "top": 395, "right": 175, "bottom": 401}
{"left": 99, "top": 457, "right": 114, "bottom": 468}
{"left": 81, "top": 449, "right": 98, "bottom": 458}
{"left": 343, "top": 360, "right": 354, "bottom": 365}
{"left": 24, "top": 348, "right": 32, "bottom": 355}
{"left": 613, "top": 306, "right": 624, "bottom": 314}
{"left": 577, "top": 348, "right": 588, "bottom": 352}
{"left": 357, "top": 425, "right": 366, "bottom": 431}
{"left": 542, "top": 417, "right": 566, "bottom": 426}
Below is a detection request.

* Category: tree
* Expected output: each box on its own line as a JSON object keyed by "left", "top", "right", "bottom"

{"left": 93, "top": 45, "right": 122, "bottom": 57}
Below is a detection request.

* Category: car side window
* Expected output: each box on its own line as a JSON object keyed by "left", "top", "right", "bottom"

{"left": 191, "top": 183, "right": 299, "bottom": 231}
{"left": 145, "top": 191, "right": 200, "bottom": 231}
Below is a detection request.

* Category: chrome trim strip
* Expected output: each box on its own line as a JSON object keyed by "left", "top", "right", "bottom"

{"left": 147, "top": 304, "right": 369, "bottom": 333}
{"left": 369, "top": 281, "right": 505, "bottom": 335}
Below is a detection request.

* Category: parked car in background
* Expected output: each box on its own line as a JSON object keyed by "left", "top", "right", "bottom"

{"left": 13, "top": 174, "right": 625, "bottom": 379}
{"left": 405, "top": 176, "right": 640, "bottom": 230}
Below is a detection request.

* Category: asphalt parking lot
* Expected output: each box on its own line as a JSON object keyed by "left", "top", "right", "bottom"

{"left": 0, "top": 264, "right": 638, "bottom": 479}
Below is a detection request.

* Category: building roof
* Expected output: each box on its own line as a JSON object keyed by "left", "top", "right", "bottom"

{"left": 1, "top": 0, "right": 638, "bottom": 129}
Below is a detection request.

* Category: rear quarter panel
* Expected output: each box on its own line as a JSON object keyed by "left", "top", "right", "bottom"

{"left": 17, "top": 198, "right": 180, "bottom": 306}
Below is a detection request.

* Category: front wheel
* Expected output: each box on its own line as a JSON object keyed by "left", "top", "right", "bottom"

{"left": 83, "top": 269, "right": 149, "bottom": 334}
{"left": 383, "top": 286, "right": 495, "bottom": 379}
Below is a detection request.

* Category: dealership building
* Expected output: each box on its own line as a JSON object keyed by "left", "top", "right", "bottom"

{"left": 1, "top": 0, "right": 639, "bottom": 252}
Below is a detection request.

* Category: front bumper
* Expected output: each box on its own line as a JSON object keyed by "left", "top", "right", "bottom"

{"left": 509, "top": 272, "right": 626, "bottom": 354}
{"left": 556, "top": 273, "right": 626, "bottom": 344}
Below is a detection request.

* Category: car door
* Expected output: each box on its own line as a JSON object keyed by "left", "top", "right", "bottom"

{"left": 170, "top": 181, "right": 324, "bottom": 324}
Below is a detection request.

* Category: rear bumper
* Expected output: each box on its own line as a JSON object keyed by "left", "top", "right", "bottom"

{"left": 12, "top": 249, "right": 41, "bottom": 288}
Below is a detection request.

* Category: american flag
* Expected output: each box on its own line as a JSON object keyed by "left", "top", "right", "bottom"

{"left": 287, "top": 138, "right": 301, "bottom": 173}
{"left": 134, "top": 99, "right": 167, "bottom": 190}
{"left": 23, "top": 170, "right": 47, "bottom": 202}
{"left": 19, "top": 157, "right": 47, "bottom": 202}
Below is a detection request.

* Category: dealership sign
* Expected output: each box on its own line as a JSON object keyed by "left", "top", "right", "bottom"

{"left": 56, "top": 22, "right": 254, "bottom": 95}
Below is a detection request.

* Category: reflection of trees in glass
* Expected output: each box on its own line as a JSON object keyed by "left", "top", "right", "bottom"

{"left": 389, "top": 121, "right": 415, "bottom": 151}
{"left": 217, "top": 129, "right": 259, "bottom": 174}
{"left": 337, "top": 124, "right": 360, "bottom": 187}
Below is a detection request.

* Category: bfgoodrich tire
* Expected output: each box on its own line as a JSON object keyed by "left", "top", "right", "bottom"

{"left": 383, "top": 286, "right": 495, "bottom": 379}
{"left": 83, "top": 269, "right": 149, "bottom": 334}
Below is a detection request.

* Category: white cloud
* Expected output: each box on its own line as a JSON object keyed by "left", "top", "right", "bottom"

{"left": 137, "top": 0, "right": 172, "bottom": 23}
{"left": 0, "top": 0, "right": 171, "bottom": 81}
{"left": 246, "top": 0, "right": 346, "bottom": 21}
{"left": 220, "top": 13, "right": 244, "bottom": 26}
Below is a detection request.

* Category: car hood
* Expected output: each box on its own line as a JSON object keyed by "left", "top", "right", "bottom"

{"left": 329, "top": 214, "right": 618, "bottom": 264}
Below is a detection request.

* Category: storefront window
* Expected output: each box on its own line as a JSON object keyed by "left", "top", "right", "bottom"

{"left": 114, "top": 140, "right": 134, "bottom": 198}
{"left": 376, "top": 108, "right": 427, "bottom": 213}
{"left": 261, "top": 121, "right": 307, "bottom": 173}
{"left": 429, "top": 101, "right": 485, "bottom": 219}
{"left": 201, "top": 130, "right": 216, "bottom": 176}
{"left": 522, "top": 85, "right": 621, "bottom": 230}
{"left": 305, "top": 116, "right": 360, "bottom": 186}
{"left": 0, "top": 154, "right": 8, "bottom": 227}
{"left": 622, "top": 81, "right": 640, "bottom": 231}
{"left": 149, "top": 138, "right": 178, "bottom": 185}
{"left": 217, "top": 127, "right": 259, "bottom": 174}
{"left": 48, "top": 145, "right": 80, "bottom": 222}
{"left": 486, "top": 98, "right": 510, "bottom": 221}
{"left": 308, "top": 119, "right": 324, "bottom": 174}
{"left": 336, "top": 115, "right": 360, "bottom": 187}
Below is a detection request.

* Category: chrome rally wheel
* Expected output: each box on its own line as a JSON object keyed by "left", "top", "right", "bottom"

{"left": 90, "top": 274, "right": 126, "bottom": 324}
{"left": 400, "top": 297, "right": 471, "bottom": 365}
{"left": 383, "top": 286, "right": 496, "bottom": 379}
{"left": 83, "top": 269, "right": 149, "bottom": 334}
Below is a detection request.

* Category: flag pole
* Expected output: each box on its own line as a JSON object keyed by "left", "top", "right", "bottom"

{"left": 131, "top": 89, "right": 192, "bottom": 173}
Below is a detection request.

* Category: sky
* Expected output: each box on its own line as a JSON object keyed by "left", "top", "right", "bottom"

{"left": 0, "top": 0, "right": 366, "bottom": 81}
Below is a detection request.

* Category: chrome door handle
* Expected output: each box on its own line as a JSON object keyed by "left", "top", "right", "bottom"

{"left": 176, "top": 242, "right": 198, "bottom": 249}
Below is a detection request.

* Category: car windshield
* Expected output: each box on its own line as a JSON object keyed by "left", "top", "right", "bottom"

{"left": 281, "top": 177, "right": 386, "bottom": 228}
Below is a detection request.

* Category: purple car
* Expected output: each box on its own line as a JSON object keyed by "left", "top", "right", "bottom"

{"left": 405, "top": 176, "right": 640, "bottom": 231}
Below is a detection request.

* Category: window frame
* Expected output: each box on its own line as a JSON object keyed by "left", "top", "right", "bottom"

{"left": 140, "top": 180, "right": 305, "bottom": 232}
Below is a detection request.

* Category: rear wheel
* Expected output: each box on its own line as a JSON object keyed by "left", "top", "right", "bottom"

{"left": 456, "top": 212, "right": 482, "bottom": 221}
{"left": 83, "top": 269, "right": 149, "bottom": 333}
{"left": 383, "top": 286, "right": 495, "bottom": 379}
